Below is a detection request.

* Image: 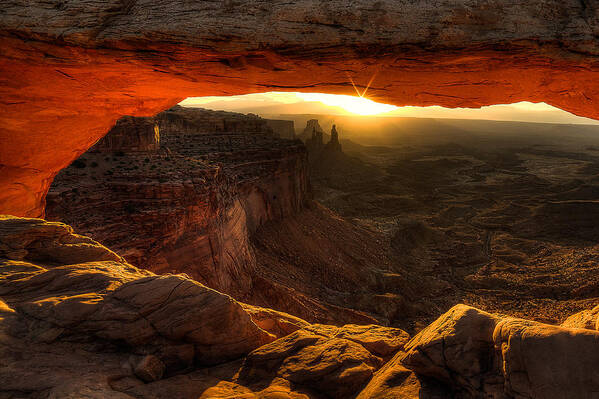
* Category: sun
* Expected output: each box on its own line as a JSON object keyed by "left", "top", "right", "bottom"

{"left": 294, "top": 92, "right": 398, "bottom": 116}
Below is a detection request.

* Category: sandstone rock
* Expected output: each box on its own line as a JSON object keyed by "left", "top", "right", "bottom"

{"left": 0, "top": 214, "right": 418, "bottom": 398}
{"left": 157, "top": 106, "right": 275, "bottom": 137}
{"left": 561, "top": 305, "right": 599, "bottom": 330}
{"left": 323, "top": 125, "right": 342, "bottom": 154}
{"left": 133, "top": 355, "right": 166, "bottom": 383}
{"left": 240, "top": 329, "right": 383, "bottom": 398}
{"left": 3, "top": 0, "right": 599, "bottom": 216}
{"left": 92, "top": 116, "right": 160, "bottom": 153}
{"left": 0, "top": 214, "right": 123, "bottom": 264}
{"left": 402, "top": 304, "right": 599, "bottom": 398}
{"left": 242, "top": 304, "right": 311, "bottom": 339}
{"left": 113, "top": 369, "right": 313, "bottom": 399}
{"left": 46, "top": 107, "right": 309, "bottom": 300}
{"left": 265, "top": 119, "right": 295, "bottom": 140}
{"left": 357, "top": 356, "right": 450, "bottom": 399}
{"left": 303, "top": 323, "right": 410, "bottom": 360}
{"left": 0, "top": 216, "right": 274, "bottom": 373}
{"left": 402, "top": 304, "right": 500, "bottom": 394}
{"left": 302, "top": 120, "right": 325, "bottom": 140}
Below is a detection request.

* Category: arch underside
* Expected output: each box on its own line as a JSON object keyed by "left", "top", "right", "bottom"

{"left": 2, "top": 0, "right": 599, "bottom": 216}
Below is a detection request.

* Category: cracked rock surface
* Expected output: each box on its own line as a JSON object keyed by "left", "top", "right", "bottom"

{"left": 402, "top": 304, "right": 599, "bottom": 398}
{"left": 0, "top": 215, "right": 419, "bottom": 398}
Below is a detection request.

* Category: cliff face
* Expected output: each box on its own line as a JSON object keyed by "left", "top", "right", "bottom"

{"left": 265, "top": 119, "right": 295, "bottom": 140}
{"left": 46, "top": 107, "right": 309, "bottom": 298}
{"left": 156, "top": 106, "right": 276, "bottom": 137}
{"left": 3, "top": 0, "right": 599, "bottom": 216}
{"left": 91, "top": 116, "right": 160, "bottom": 153}
{"left": 0, "top": 215, "right": 419, "bottom": 398}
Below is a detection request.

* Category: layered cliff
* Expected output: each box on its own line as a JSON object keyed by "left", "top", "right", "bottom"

{"left": 45, "top": 108, "right": 418, "bottom": 327}
{"left": 91, "top": 116, "right": 160, "bottom": 153}
{"left": 265, "top": 119, "right": 295, "bottom": 140}
{"left": 46, "top": 107, "right": 309, "bottom": 298}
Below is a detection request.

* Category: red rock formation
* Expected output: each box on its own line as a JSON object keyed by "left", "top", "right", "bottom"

{"left": 3, "top": 0, "right": 599, "bottom": 216}
{"left": 265, "top": 119, "right": 295, "bottom": 140}
{"left": 46, "top": 107, "right": 309, "bottom": 298}
{"left": 323, "top": 125, "right": 342, "bottom": 153}
{"left": 157, "top": 106, "right": 275, "bottom": 136}
{"left": 91, "top": 116, "right": 160, "bottom": 153}
{"left": 0, "top": 215, "right": 421, "bottom": 398}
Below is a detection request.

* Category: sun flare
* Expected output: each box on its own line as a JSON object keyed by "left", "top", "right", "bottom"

{"left": 181, "top": 92, "right": 399, "bottom": 116}
{"left": 294, "top": 93, "right": 398, "bottom": 116}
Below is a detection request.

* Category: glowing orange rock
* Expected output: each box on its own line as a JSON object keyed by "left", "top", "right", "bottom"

{"left": 2, "top": 0, "right": 599, "bottom": 216}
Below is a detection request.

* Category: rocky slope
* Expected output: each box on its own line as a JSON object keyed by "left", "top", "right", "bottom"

{"left": 45, "top": 108, "right": 429, "bottom": 327}
{"left": 3, "top": 215, "right": 599, "bottom": 398}
{"left": 46, "top": 106, "right": 309, "bottom": 299}
{"left": 3, "top": 0, "right": 599, "bottom": 216}
{"left": 0, "top": 215, "right": 419, "bottom": 398}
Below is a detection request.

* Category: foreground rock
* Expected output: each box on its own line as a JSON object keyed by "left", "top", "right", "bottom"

{"left": 561, "top": 305, "right": 599, "bottom": 330}
{"left": 0, "top": 215, "right": 414, "bottom": 398}
{"left": 8, "top": 215, "right": 599, "bottom": 398}
{"left": 0, "top": 216, "right": 273, "bottom": 386}
{"left": 402, "top": 304, "right": 599, "bottom": 398}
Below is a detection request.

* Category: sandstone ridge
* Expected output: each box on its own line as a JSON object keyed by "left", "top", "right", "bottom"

{"left": 3, "top": 215, "right": 599, "bottom": 397}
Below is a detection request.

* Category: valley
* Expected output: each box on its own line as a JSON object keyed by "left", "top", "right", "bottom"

{"left": 309, "top": 117, "right": 599, "bottom": 327}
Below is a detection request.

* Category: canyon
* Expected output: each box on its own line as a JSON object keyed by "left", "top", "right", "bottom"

{"left": 3, "top": 105, "right": 599, "bottom": 397}
{"left": 46, "top": 107, "right": 309, "bottom": 305}
{"left": 45, "top": 107, "right": 406, "bottom": 327}
{"left": 3, "top": 1, "right": 599, "bottom": 398}
{"left": 4, "top": 215, "right": 599, "bottom": 398}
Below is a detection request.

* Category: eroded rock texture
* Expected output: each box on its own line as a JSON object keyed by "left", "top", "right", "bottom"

{"left": 3, "top": 0, "right": 599, "bottom": 215}
{"left": 5, "top": 215, "right": 599, "bottom": 398}
{"left": 91, "top": 116, "right": 160, "bottom": 153}
{"left": 402, "top": 304, "right": 599, "bottom": 398}
{"left": 44, "top": 108, "right": 420, "bottom": 327}
{"left": 46, "top": 106, "right": 309, "bottom": 298}
{"left": 0, "top": 216, "right": 274, "bottom": 367}
{"left": 0, "top": 215, "right": 420, "bottom": 398}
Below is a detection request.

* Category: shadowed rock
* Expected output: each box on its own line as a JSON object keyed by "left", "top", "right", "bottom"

{"left": 0, "top": 215, "right": 275, "bottom": 373}
{"left": 402, "top": 304, "right": 599, "bottom": 398}
{"left": 561, "top": 305, "right": 599, "bottom": 330}
{"left": 0, "top": 215, "right": 416, "bottom": 398}
{"left": 3, "top": 0, "right": 599, "bottom": 217}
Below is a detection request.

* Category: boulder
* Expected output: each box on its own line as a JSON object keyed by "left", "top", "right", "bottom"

{"left": 303, "top": 323, "right": 410, "bottom": 360}
{"left": 561, "top": 305, "right": 599, "bottom": 330}
{"left": 242, "top": 303, "right": 311, "bottom": 338}
{"left": 357, "top": 355, "right": 450, "bottom": 399}
{"left": 240, "top": 329, "right": 383, "bottom": 398}
{"left": 0, "top": 216, "right": 275, "bottom": 372}
{"left": 132, "top": 355, "right": 165, "bottom": 382}
{"left": 403, "top": 304, "right": 599, "bottom": 398}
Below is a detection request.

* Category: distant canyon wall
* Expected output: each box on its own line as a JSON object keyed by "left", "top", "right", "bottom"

{"left": 46, "top": 107, "right": 309, "bottom": 297}
{"left": 265, "top": 120, "right": 295, "bottom": 140}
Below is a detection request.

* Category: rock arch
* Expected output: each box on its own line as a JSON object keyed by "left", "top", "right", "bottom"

{"left": 2, "top": 0, "right": 599, "bottom": 216}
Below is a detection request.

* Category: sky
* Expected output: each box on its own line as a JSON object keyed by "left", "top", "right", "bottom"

{"left": 180, "top": 92, "right": 599, "bottom": 125}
